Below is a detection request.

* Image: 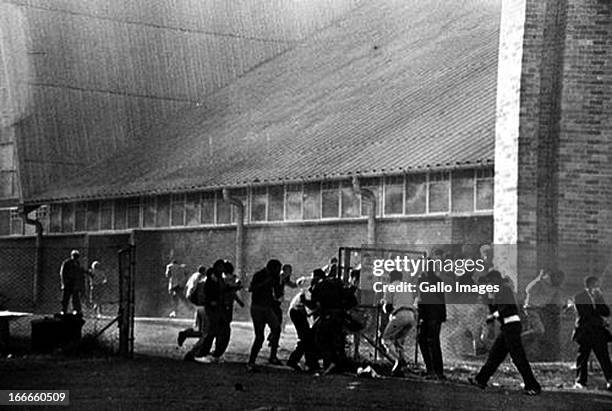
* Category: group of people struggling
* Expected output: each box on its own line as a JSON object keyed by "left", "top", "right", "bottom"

{"left": 171, "top": 257, "right": 359, "bottom": 374}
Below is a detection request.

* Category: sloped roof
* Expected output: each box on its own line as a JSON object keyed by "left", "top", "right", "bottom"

{"left": 27, "top": 0, "right": 501, "bottom": 204}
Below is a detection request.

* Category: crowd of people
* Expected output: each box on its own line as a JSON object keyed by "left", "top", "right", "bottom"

{"left": 56, "top": 248, "right": 612, "bottom": 394}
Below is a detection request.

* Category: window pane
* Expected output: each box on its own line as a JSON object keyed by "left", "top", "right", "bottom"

{"left": 360, "top": 178, "right": 381, "bottom": 217}
{"left": 303, "top": 183, "right": 320, "bottom": 220}
{"left": 157, "top": 195, "right": 170, "bottom": 227}
{"left": 321, "top": 181, "right": 339, "bottom": 218}
{"left": 75, "top": 202, "right": 87, "bottom": 232}
{"left": 10, "top": 209, "right": 23, "bottom": 235}
{"left": 231, "top": 189, "right": 247, "bottom": 223}
{"left": 61, "top": 203, "right": 74, "bottom": 232}
{"left": 429, "top": 172, "right": 450, "bottom": 213}
{"left": 476, "top": 178, "right": 494, "bottom": 210}
{"left": 451, "top": 170, "right": 474, "bottom": 212}
{"left": 0, "top": 209, "right": 9, "bottom": 235}
{"left": 251, "top": 187, "right": 267, "bottom": 222}
{"left": 142, "top": 196, "right": 156, "bottom": 228}
{"left": 201, "top": 192, "right": 215, "bottom": 224}
{"left": 127, "top": 198, "right": 140, "bottom": 228}
{"left": 50, "top": 204, "right": 62, "bottom": 232}
{"left": 405, "top": 174, "right": 427, "bottom": 214}
{"left": 86, "top": 201, "right": 99, "bottom": 231}
{"left": 217, "top": 192, "right": 231, "bottom": 224}
{"left": 285, "top": 184, "right": 302, "bottom": 221}
{"left": 171, "top": 194, "right": 185, "bottom": 226}
{"left": 114, "top": 200, "right": 127, "bottom": 230}
{"left": 384, "top": 176, "right": 403, "bottom": 215}
{"left": 100, "top": 201, "right": 113, "bottom": 230}
{"left": 185, "top": 193, "right": 200, "bottom": 226}
{"left": 341, "top": 181, "right": 359, "bottom": 218}
{"left": 268, "top": 186, "right": 284, "bottom": 221}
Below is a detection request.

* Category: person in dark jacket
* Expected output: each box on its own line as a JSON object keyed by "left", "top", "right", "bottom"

{"left": 247, "top": 259, "right": 282, "bottom": 371}
{"left": 60, "top": 249, "right": 91, "bottom": 315}
{"left": 572, "top": 276, "right": 612, "bottom": 390}
{"left": 469, "top": 270, "right": 541, "bottom": 395}
{"left": 417, "top": 267, "right": 447, "bottom": 379}
{"left": 193, "top": 260, "right": 228, "bottom": 363}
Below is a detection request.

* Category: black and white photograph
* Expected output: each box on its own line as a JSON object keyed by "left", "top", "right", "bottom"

{"left": 0, "top": 0, "right": 611, "bottom": 409}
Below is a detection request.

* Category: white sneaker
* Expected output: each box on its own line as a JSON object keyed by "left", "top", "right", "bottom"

{"left": 194, "top": 356, "right": 213, "bottom": 364}
{"left": 573, "top": 382, "right": 587, "bottom": 389}
{"left": 169, "top": 311, "right": 177, "bottom": 318}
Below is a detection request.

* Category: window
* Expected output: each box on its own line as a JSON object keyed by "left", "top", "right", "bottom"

{"left": 451, "top": 170, "right": 474, "bottom": 212}
{"left": 341, "top": 181, "right": 360, "bottom": 218}
{"left": 285, "top": 184, "right": 302, "bottom": 221}
{"left": 127, "top": 198, "right": 140, "bottom": 228}
{"left": 157, "top": 195, "right": 170, "bottom": 227}
{"left": 171, "top": 194, "right": 185, "bottom": 226}
{"left": 185, "top": 193, "right": 200, "bottom": 226}
{"left": 10, "top": 209, "right": 23, "bottom": 235}
{"left": 50, "top": 204, "right": 62, "bottom": 232}
{"left": 100, "top": 201, "right": 113, "bottom": 230}
{"left": 36, "top": 205, "right": 50, "bottom": 234}
{"left": 360, "top": 178, "right": 381, "bottom": 217}
{"left": 405, "top": 174, "right": 427, "bottom": 215}
{"left": 303, "top": 183, "right": 321, "bottom": 220}
{"left": 201, "top": 192, "right": 215, "bottom": 224}
{"left": 268, "top": 186, "right": 284, "bottom": 221}
{"left": 217, "top": 192, "right": 231, "bottom": 224}
{"left": 384, "top": 176, "right": 403, "bottom": 215}
{"left": 75, "top": 202, "right": 87, "bottom": 232}
{"left": 114, "top": 200, "right": 127, "bottom": 230}
{"left": 428, "top": 172, "right": 450, "bottom": 213}
{"left": 61, "top": 203, "right": 74, "bottom": 232}
{"left": 251, "top": 187, "right": 267, "bottom": 222}
{"left": 321, "top": 181, "right": 339, "bottom": 218}
{"left": 86, "top": 201, "right": 99, "bottom": 231}
{"left": 142, "top": 196, "right": 156, "bottom": 228}
{"left": 476, "top": 168, "right": 494, "bottom": 210}
{"left": 0, "top": 209, "right": 9, "bottom": 235}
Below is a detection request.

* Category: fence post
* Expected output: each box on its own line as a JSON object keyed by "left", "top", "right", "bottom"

{"left": 118, "top": 245, "right": 134, "bottom": 358}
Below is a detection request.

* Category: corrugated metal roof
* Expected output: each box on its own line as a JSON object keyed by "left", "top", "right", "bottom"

{"left": 26, "top": 0, "right": 501, "bottom": 204}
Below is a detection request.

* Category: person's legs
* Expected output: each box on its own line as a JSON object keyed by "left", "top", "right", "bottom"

{"left": 475, "top": 330, "right": 509, "bottom": 385}
{"left": 575, "top": 340, "right": 592, "bottom": 385}
{"left": 591, "top": 334, "right": 612, "bottom": 381}
{"left": 194, "top": 307, "right": 220, "bottom": 357}
{"left": 248, "top": 305, "right": 267, "bottom": 365}
{"left": 265, "top": 306, "right": 281, "bottom": 361}
{"left": 428, "top": 320, "right": 443, "bottom": 376}
{"left": 417, "top": 319, "right": 433, "bottom": 374}
{"left": 212, "top": 310, "right": 232, "bottom": 358}
{"left": 61, "top": 287, "right": 71, "bottom": 313}
{"left": 72, "top": 290, "right": 82, "bottom": 313}
{"left": 288, "top": 309, "right": 308, "bottom": 366}
{"left": 504, "top": 323, "right": 540, "bottom": 391}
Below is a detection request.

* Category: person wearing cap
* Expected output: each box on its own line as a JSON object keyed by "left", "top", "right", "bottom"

{"left": 469, "top": 270, "right": 542, "bottom": 395}
{"left": 59, "top": 249, "right": 90, "bottom": 315}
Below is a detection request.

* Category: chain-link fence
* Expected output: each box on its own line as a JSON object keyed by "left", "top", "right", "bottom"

{"left": 0, "top": 237, "right": 132, "bottom": 357}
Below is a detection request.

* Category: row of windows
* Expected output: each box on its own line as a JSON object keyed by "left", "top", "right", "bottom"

{"left": 0, "top": 168, "right": 493, "bottom": 235}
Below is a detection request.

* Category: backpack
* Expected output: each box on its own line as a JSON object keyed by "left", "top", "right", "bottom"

{"left": 186, "top": 279, "right": 206, "bottom": 306}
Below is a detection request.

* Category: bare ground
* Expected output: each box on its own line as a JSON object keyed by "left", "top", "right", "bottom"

{"left": 1, "top": 318, "right": 612, "bottom": 410}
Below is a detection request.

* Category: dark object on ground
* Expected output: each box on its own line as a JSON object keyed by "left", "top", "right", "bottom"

{"left": 31, "top": 314, "right": 85, "bottom": 353}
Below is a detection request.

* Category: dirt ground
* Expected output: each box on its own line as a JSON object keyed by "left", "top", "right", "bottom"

{"left": 2, "top": 319, "right": 612, "bottom": 410}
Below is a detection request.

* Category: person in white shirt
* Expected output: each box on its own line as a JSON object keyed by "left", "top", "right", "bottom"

{"left": 165, "top": 260, "right": 187, "bottom": 317}
{"left": 381, "top": 270, "right": 417, "bottom": 377}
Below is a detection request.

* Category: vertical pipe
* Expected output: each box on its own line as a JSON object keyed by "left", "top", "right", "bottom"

{"left": 352, "top": 177, "right": 377, "bottom": 245}
{"left": 222, "top": 189, "right": 245, "bottom": 282}
{"left": 21, "top": 205, "right": 43, "bottom": 307}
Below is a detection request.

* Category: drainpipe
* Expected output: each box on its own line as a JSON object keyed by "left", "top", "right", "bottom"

{"left": 352, "top": 176, "right": 377, "bottom": 245}
{"left": 222, "top": 189, "right": 245, "bottom": 282}
{"left": 21, "top": 205, "right": 43, "bottom": 307}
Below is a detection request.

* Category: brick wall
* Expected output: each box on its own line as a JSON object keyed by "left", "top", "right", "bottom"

{"left": 131, "top": 216, "right": 493, "bottom": 317}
